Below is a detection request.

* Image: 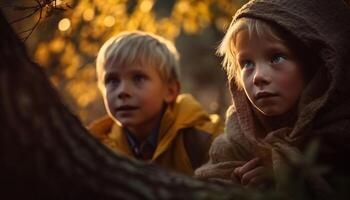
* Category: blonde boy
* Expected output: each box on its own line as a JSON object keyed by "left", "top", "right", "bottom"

{"left": 89, "top": 31, "right": 222, "bottom": 175}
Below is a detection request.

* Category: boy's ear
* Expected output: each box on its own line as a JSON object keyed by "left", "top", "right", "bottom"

{"left": 164, "top": 80, "right": 180, "bottom": 103}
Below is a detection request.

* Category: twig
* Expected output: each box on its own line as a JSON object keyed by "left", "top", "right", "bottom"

{"left": 10, "top": 7, "right": 40, "bottom": 24}
{"left": 2, "top": 0, "right": 72, "bottom": 42}
{"left": 17, "top": 27, "right": 36, "bottom": 35}
{"left": 22, "top": 0, "right": 43, "bottom": 42}
{"left": 0, "top": 4, "right": 38, "bottom": 10}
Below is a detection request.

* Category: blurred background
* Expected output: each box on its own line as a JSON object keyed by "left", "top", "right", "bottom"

{"left": 2, "top": 0, "right": 248, "bottom": 125}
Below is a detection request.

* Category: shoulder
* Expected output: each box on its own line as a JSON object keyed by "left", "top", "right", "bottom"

{"left": 88, "top": 115, "right": 115, "bottom": 139}
{"left": 172, "top": 94, "right": 202, "bottom": 113}
{"left": 173, "top": 93, "right": 223, "bottom": 134}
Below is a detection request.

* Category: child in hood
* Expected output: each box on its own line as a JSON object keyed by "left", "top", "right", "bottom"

{"left": 195, "top": 0, "right": 350, "bottom": 198}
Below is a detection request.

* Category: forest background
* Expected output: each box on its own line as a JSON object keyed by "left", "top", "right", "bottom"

{"left": 2, "top": 0, "right": 249, "bottom": 125}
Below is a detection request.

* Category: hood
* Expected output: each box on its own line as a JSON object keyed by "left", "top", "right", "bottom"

{"left": 228, "top": 0, "right": 350, "bottom": 140}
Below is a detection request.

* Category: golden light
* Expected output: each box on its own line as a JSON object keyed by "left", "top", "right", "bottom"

{"left": 83, "top": 9, "right": 95, "bottom": 21}
{"left": 34, "top": 44, "right": 49, "bottom": 67}
{"left": 104, "top": 15, "right": 116, "bottom": 27}
{"left": 58, "top": 18, "right": 71, "bottom": 31}
{"left": 49, "top": 38, "right": 65, "bottom": 53}
{"left": 140, "top": 0, "right": 153, "bottom": 13}
{"left": 215, "top": 17, "right": 229, "bottom": 31}
{"left": 177, "top": 1, "right": 190, "bottom": 12}
{"left": 183, "top": 19, "right": 197, "bottom": 34}
{"left": 115, "top": 4, "right": 125, "bottom": 16}
{"left": 55, "top": 0, "right": 64, "bottom": 6}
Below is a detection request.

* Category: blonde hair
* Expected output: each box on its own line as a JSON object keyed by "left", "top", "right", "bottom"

{"left": 96, "top": 31, "right": 180, "bottom": 85}
{"left": 217, "top": 18, "right": 283, "bottom": 88}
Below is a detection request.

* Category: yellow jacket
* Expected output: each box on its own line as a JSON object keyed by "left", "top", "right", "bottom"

{"left": 89, "top": 94, "right": 222, "bottom": 175}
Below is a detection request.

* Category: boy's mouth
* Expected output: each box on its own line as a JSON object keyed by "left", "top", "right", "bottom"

{"left": 116, "top": 105, "right": 138, "bottom": 112}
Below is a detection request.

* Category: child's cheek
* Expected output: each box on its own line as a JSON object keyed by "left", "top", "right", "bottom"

{"left": 277, "top": 74, "right": 304, "bottom": 98}
{"left": 278, "top": 71, "right": 299, "bottom": 87}
{"left": 278, "top": 78, "right": 293, "bottom": 90}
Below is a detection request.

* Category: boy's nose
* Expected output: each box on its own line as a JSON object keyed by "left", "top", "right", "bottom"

{"left": 118, "top": 91, "right": 130, "bottom": 99}
{"left": 117, "top": 82, "right": 131, "bottom": 99}
{"left": 253, "top": 64, "right": 271, "bottom": 87}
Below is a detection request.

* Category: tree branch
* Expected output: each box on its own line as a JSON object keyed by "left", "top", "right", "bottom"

{"left": 0, "top": 9, "right": 267, "bottom": 200}
{"left": 2, "top": 0, "right": 71, "bottom": 42}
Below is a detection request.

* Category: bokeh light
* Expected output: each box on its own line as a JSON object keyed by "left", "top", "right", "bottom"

{"left": 140, "top": 0, "right": 153, "bottom": 13}
{"left": 58, "top": 18, "right": 71, "bottom": 31}
{"left": 104, "top": 15, "right": 115, "bottom": 27}
{"left": 83, "top": 9, "right": 95, "bottom": 21}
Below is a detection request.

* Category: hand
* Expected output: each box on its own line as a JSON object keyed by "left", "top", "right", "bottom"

{"left": 234, "top": 157, "right": 273, "bottom": 189}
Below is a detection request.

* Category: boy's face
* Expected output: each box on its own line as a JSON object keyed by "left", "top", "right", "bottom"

{"left": 99, "top": 63, "right": 178, "bottom": 135}
{"left": 233, "top": 29, "right": 305, "bottom": 116}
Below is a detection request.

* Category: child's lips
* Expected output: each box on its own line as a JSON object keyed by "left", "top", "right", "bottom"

{"left": 255, "top": 91, "right": 278, "bottom": 100}
{"left": 116, "top": 105, "right": 138, "bottom": 112}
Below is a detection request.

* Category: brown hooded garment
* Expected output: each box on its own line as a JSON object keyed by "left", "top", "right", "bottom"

{"left": 195, "top": 0, "right": 350, "bottom": 198}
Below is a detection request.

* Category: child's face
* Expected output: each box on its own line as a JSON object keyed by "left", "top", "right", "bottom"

{"left": 233, "top": 29, "right": 305, "bottom": 116}
{"left": 99, "top": 63, "right": 178, "bottom": 134}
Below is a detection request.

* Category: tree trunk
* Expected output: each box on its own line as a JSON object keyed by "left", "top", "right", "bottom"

{"left": 0, "top": 11, "right": 264, "bottom": 200}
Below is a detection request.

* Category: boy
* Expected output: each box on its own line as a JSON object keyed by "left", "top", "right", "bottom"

{"left": 89, "top": 31, "right": 222, "bottom": 175}
{"left": 195, "top": 0, "right": 350, "bottom": 198}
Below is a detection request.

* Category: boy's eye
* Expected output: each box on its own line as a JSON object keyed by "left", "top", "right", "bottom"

{"left": 133, "top": 74, "right": 146, "bottom": 83}
{"left": 105, "top": 77, "right": 120, "bottom": 85}
{"left": 271, "top": 55, "right": 286, "bottom": 64}
{"left": 241, "top": 60, "right": 254, "bottom": 69}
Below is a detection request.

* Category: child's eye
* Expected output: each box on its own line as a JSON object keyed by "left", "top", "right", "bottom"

{"left": 133, "top": 74, "right": 146, "bottom": 83}
{"left": 105, "top": 77, "right": 120, "bottom": 86}
{"left": 271, "top": 55, "right": 286, "bottom": 64}
{"left": 241, "top": 60, "right": 254, "bottom": 69}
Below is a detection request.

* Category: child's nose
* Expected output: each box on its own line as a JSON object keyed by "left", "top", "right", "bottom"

{"left": 253, "top": 64, "right": 271, "bottom": 87}
{"left": 117, "top": 81, "right": 131, "bottom": 99}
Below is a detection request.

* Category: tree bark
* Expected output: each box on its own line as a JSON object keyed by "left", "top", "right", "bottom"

{"left": 0, "top": 11, "right": 263, "bottom": 200}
